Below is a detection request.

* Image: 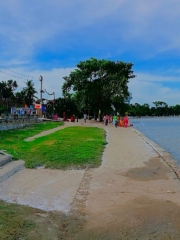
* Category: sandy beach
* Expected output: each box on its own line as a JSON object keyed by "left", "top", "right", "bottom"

{"left": 1, "top": 120, "right": 180, "bottom": 239}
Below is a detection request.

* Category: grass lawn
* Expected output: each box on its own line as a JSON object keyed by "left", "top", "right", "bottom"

{"left": 1, "top": 124, "right": 106, "bottom": 169}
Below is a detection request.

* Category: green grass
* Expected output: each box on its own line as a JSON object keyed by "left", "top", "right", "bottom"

{"left": 1, "top": 124, "right": 106, "bottom": 169}
{"left": 0, "top": 200, "right": 86, "bottom": 240}
{"left": 0, "top": 200, "right": 37, "bottom": 240}
{"left": 0, "top": 121, "right": 64, "bottom": 141}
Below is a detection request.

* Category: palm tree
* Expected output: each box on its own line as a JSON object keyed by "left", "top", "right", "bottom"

{"left": 23, "top": 80, "right": 37, "bottom": 107}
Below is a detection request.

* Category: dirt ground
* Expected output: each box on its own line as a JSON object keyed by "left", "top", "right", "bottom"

{"left": 1, "top": 120, "right": 180, "bottom": 239}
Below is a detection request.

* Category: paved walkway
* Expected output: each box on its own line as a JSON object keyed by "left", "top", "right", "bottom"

{"left": 25, "top": 125, "right": 66, "bottom": 141}
{"left": 25, "top": 120, "right": 101, "bottom": 141}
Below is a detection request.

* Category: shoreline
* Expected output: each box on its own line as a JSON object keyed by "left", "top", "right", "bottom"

{"left": 133, "top": 127, "right": 180, "bottom": 179}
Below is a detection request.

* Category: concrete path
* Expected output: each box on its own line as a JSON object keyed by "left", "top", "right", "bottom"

{"left": 25, "top": 125, "right": 67, "bottom": 141}
{"left": 0, "top": 167, "right": 85, "bottom": 212}
{"left": 25, "top": 120, "right": 103, "bottom": 141}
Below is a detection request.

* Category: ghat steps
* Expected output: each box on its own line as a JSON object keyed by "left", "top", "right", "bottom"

{"left": 0, "top": 152, "right": 25, "bottom": 184}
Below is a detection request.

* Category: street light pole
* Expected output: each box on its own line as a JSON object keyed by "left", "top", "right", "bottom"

{"left": 39, "top": 75, "right": 43, "bottom": 117}
{"left": 53, "top": 92, "right": 55, "bottom": 115}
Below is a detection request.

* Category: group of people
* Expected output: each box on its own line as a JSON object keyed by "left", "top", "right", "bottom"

{"left": 62, "top": 112, "right": 79, "bottom": 122}
{"left": 70, "top": 115, "right": 78, "bottom": 122}
{"left": 104, "top": 115, "right": 129, "bottom": 128}
{"left": 61, "top": 112, "right": 129, "bottom": 127}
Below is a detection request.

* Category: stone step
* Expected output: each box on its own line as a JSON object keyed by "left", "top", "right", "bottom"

{"left": 0, "top": 160, "right": 25, "bottom": 184}
{"left": 0, "top": 154, "right": 13, "bottom": 167}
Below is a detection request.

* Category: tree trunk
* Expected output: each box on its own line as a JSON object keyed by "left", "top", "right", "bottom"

{"left": 98, "top": 103, "right": 102, "bottom": 122}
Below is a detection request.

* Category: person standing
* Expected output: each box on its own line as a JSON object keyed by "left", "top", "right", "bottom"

{"left": 63, "top": 112, "right": 66, "bottom": 121}
{"left": 105, "top": 115, "right": 109, "bottom": 126}
{"left": 76, "top": 116, "right": 78, "bottom": 122}
{"left": 84, "top": 113, "right": 87, "bottom": 123}
{"left": 103, "top": 115, "right": 106, "bottom": 126}
{"left": 124, "top": 116, "right": 128, "bottom": 128}
{"left": 120, "top": 117, "right": 124, "bottom": 127}
{"left": 54, "top": 113, "right": 58, "bottom": 121}
{"left": 27, "top": 109, "right": 31, "bottom": 119}
{"left": 70, "top": 115, "right": 74, "bottom": 122}
{"left": 114, "top": 114, "right": 117, "bottom": 127}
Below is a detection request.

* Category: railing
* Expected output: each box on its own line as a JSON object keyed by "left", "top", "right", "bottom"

{"left": 0, "top": 114, "right": 38, "bottom": 123}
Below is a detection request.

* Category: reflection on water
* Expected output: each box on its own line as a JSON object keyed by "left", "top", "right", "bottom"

{"left": 130, "top": 117, "right": 180, "bottom": 164}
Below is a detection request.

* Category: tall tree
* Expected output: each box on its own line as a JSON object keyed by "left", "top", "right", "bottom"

{"left": 23, "top": 80, "right": 37, "bottom": 107}
{"left": 62, "top": 57, "right": 135, "bottom": 121}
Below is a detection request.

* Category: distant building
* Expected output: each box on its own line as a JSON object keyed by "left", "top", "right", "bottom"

{"left": 124, "top": 92, "right": 132, "bottom": 104}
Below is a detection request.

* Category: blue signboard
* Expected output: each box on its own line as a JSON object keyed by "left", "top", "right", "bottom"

{"left": 42, "top": 105, "right": 46, "bottom": 112}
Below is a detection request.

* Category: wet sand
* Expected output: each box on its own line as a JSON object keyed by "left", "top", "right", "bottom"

{"left": 1, "top": 120, "right": 180, "bottom": 239}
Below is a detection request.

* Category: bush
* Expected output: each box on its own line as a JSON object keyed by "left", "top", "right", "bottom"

{"left": 0, "top": 106, "right": 7, "bottom": 115}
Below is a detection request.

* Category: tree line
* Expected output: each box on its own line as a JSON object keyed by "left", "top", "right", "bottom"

{"left": 127, "top": 101, "right": 180, "bottom": 117}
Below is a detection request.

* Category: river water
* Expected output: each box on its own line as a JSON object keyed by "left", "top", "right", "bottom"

{"left": 130, "top": 117, "right": 180, "bottom": 164}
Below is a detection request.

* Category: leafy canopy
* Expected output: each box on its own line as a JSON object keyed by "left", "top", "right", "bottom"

{"left": 62, "top": 57, "right": 135, "bottom": 116}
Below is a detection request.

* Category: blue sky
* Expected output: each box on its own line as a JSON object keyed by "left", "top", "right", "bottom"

{"left": 0, "top": 0, "right": 180, "bottom": 106}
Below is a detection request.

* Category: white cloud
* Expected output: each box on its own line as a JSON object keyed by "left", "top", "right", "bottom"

{"left": 129, "top": 76, "right": 180, "bottom": 106}
{"left": 0, "top": 0, "right": 125, "bottom": 63}
{"left": 1, "top": 0, "right": 180, "bottom": 64}
{"left": 135, "top": 72, "right": 180, "bottom": 82}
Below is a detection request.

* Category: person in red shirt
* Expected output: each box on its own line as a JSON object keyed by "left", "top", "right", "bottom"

{"left": 71, "top": 115, "right": 74, "bottom": 122}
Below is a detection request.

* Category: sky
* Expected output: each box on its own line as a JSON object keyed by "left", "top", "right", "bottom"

{"left": 0, "top": 0, "right": 180, "bottom": 106}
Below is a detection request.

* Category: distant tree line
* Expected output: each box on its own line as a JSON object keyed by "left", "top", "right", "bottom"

{"left": 126, "top": 101, "right": 180, "bottom": 117}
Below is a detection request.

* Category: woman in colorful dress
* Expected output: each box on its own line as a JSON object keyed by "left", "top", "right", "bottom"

{"left": 120, "top": 117, "right": 124, "bottom": 127}
{"left": 124, "top": 116, "right": 128, "bottom": 128}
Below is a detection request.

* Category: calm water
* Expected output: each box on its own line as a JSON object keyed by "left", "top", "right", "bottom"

{"left": 130, "top": 117, "right": 180, "bottom": 163}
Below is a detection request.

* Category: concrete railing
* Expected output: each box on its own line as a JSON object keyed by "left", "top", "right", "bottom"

{"left": 0, "top": 114, "right": 40, "bottom": 131}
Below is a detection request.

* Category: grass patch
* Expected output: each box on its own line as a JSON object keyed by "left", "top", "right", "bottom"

{"left": 1, "top": 125, "right": 106, "bottom": 169}
{"left": 0, "top": 200, "right": 86, "bottom": 240}
{"left": 0, "top": 121, "right": 63, "bottom": 142}
{"left": 0, "top": 200, "right": 37, "bottom": 240}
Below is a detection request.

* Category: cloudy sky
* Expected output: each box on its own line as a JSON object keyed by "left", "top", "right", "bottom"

{"left": 0, "top": 0, "right": 180, "bottom": 106}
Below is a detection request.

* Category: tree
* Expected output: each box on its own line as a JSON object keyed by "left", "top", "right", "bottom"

{"left": 153, "top": 101, "right": 168, "bottom": 116}
{"left": 13, "top": 91, "right": 25, "bottom": 107}
{"left": 0, "top": 80, "right": 18, "bottom": 109}
{"left": 0, "top": 80, "right": 18, "bottom": 99}
{"left": 23, "top": 80, "right": 37, "bottom": 107}
{"left": 62, "top": 57, "right": 135, "bottom": 121}
{"left": 53, "top": 93, "right": 81, "bottom": 118}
